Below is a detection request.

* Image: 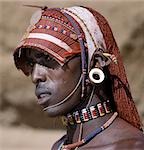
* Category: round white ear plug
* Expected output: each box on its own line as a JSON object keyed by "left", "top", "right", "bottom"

{"left": 89, "top": 68, "right": 105, "bottom": 84}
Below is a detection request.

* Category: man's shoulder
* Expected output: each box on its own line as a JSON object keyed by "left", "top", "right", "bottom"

{"left": 80, "top": 138, "right": 144, "bottom": 150}
{"left": 110, "top": 138, "right": 144, "bottom": 150}
{"left": 51, "top": 134, "right": 66, "bottom": 150}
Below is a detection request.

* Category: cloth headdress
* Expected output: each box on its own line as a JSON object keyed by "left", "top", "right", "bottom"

{"left": 13, "top": 6, "right": 142, "bottom": 130}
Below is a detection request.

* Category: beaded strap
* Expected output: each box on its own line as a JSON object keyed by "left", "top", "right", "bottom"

{"left": 60, "top": 9, "right": 88, "bottom": 98}
{"left": 41, "top": 15, "right": 75, "bottom": 32}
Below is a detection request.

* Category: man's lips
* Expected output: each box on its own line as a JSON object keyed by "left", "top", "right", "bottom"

{"left": 37, "top": 92, "right": 51, "bottom": 99}
{"left": 35, "top": 88, "right": 52, "bottom": 106}
{"left": 36, "top": 93, "right": 52, "bottom": 105}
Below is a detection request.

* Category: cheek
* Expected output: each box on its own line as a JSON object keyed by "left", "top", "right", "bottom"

{"left": 54, "top": 70, "right": 70, "bottom": 85}
{"left": 54, "top": 77, "right": 73, "bottom": 96}
{"left": 61, "top": 75, "right": 74, "bottom": 87}
{"left": 62, "top": 76, "right": 70, "bottom": 84}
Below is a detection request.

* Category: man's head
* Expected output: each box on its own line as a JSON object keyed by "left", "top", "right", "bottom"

{"left": 13, "top": 6, "right": 142, "bottom": 129}
{"left": 24, "top": 48, "right": 81, "bottom": 116}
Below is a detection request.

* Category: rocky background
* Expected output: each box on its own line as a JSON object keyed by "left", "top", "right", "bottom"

{"left": 0, "top": 0, "right": 144, "bottom": 149}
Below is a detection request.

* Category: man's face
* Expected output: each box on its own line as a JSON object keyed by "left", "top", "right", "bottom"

{"left": 25, "top": 49, "right": 81, "bottom": 117}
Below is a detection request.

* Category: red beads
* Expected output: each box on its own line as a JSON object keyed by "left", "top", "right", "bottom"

{"left": 103, "top": 100, "right": 111, "bottom": 113}
{"left": 97, "top": 103, "right": 105, "bottom": 116}
{"left": 66, "top": 100, "right": 112, "bottom": 125}
{"left": 82, "top": 109, "right": 89, "bottom": 122}
{"left": 90, "top": 106, "right": 98, "bottom": 119}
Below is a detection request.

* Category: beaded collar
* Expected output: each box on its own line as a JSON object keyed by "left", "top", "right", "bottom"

{"left": 62, "top": 100, "right": 113, "bottom": 126}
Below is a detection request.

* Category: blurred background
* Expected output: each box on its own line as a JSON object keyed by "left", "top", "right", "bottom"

{"left": 0, "top": 0, "right": 144, "bottom": 149}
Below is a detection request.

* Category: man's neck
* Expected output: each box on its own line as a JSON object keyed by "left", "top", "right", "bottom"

{"left": 65, "top": 89, "right": 115, "bottom": 144}
{"left": 66, "top": 112, "right": 114, "bottom": 144}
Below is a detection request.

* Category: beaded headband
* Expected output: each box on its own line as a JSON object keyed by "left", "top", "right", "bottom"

{"left": 13, "top": 8, "right": 83, "bottom": 75}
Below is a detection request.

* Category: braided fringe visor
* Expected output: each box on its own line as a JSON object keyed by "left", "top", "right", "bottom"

{"left": 13, "top": 6, "right": 143, "bottom": 130}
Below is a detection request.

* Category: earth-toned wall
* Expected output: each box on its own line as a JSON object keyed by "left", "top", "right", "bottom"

{"left": 1, "top": 0, "right": 144, "bottom": 129}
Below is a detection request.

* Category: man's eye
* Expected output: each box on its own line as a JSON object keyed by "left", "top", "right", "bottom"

{"left": 46, "top": 56, "right": 51, "bottom": 61}
{"left": 41, "top": 55, "right": 59, "bottom": 69}
{"left": 26, "top": 60, "right": 35, "bottom": 67}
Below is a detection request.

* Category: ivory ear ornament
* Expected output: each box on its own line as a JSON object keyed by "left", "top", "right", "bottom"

{"left": 89, "top": 68, "right": 105, "bottom": 84}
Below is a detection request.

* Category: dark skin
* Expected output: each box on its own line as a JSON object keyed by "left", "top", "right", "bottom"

{"left": 25, "top": 49, "right": 144, "bottom": 150}
{"left": 25, "top": 49, "right": 82, "bottom": 116}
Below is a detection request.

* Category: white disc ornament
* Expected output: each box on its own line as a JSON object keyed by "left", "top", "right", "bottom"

{"left": 89, "top": 68, "right": 105, "bottom": 84}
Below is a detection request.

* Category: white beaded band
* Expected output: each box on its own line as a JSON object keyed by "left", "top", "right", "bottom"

{"left": 27, "top": 33, "right": 73, "bottom": 53}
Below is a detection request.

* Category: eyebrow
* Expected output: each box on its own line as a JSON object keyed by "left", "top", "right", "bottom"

{"left": 35, "top": 52, "right": 46, "bottom": 58}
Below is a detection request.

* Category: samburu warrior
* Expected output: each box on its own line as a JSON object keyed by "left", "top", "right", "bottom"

{"left": 13, "top": 6, "right": 144, "bottom": 150}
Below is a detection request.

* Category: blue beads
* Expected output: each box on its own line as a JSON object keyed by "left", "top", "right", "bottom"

{"left": 84, "top": 127, "right": 102, "bottom": 143}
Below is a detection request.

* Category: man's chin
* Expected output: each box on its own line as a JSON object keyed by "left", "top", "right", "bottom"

{"left": 42, "top": 106, "right": 68, "bottom": 117}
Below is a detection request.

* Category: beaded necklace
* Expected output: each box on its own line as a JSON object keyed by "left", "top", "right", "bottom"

{"left": 59, "top": 112, "right": 118, "bottom": 150}
{"left": 63, "top": 100, "right": 113, "bottom": 126}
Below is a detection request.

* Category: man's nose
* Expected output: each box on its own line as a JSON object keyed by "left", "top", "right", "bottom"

{"left": 31, "top": 64, "right": 47, "bottom": 84}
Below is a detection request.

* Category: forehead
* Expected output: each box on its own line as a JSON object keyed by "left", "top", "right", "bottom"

{"left": 25, "top": 49, "right": 54, "bottom": 59}
{"left": 24, "top": 48, "right": 79, "bottom": 66}
{"left": 25, "top": 49, "right": 47, "bottom": 58}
